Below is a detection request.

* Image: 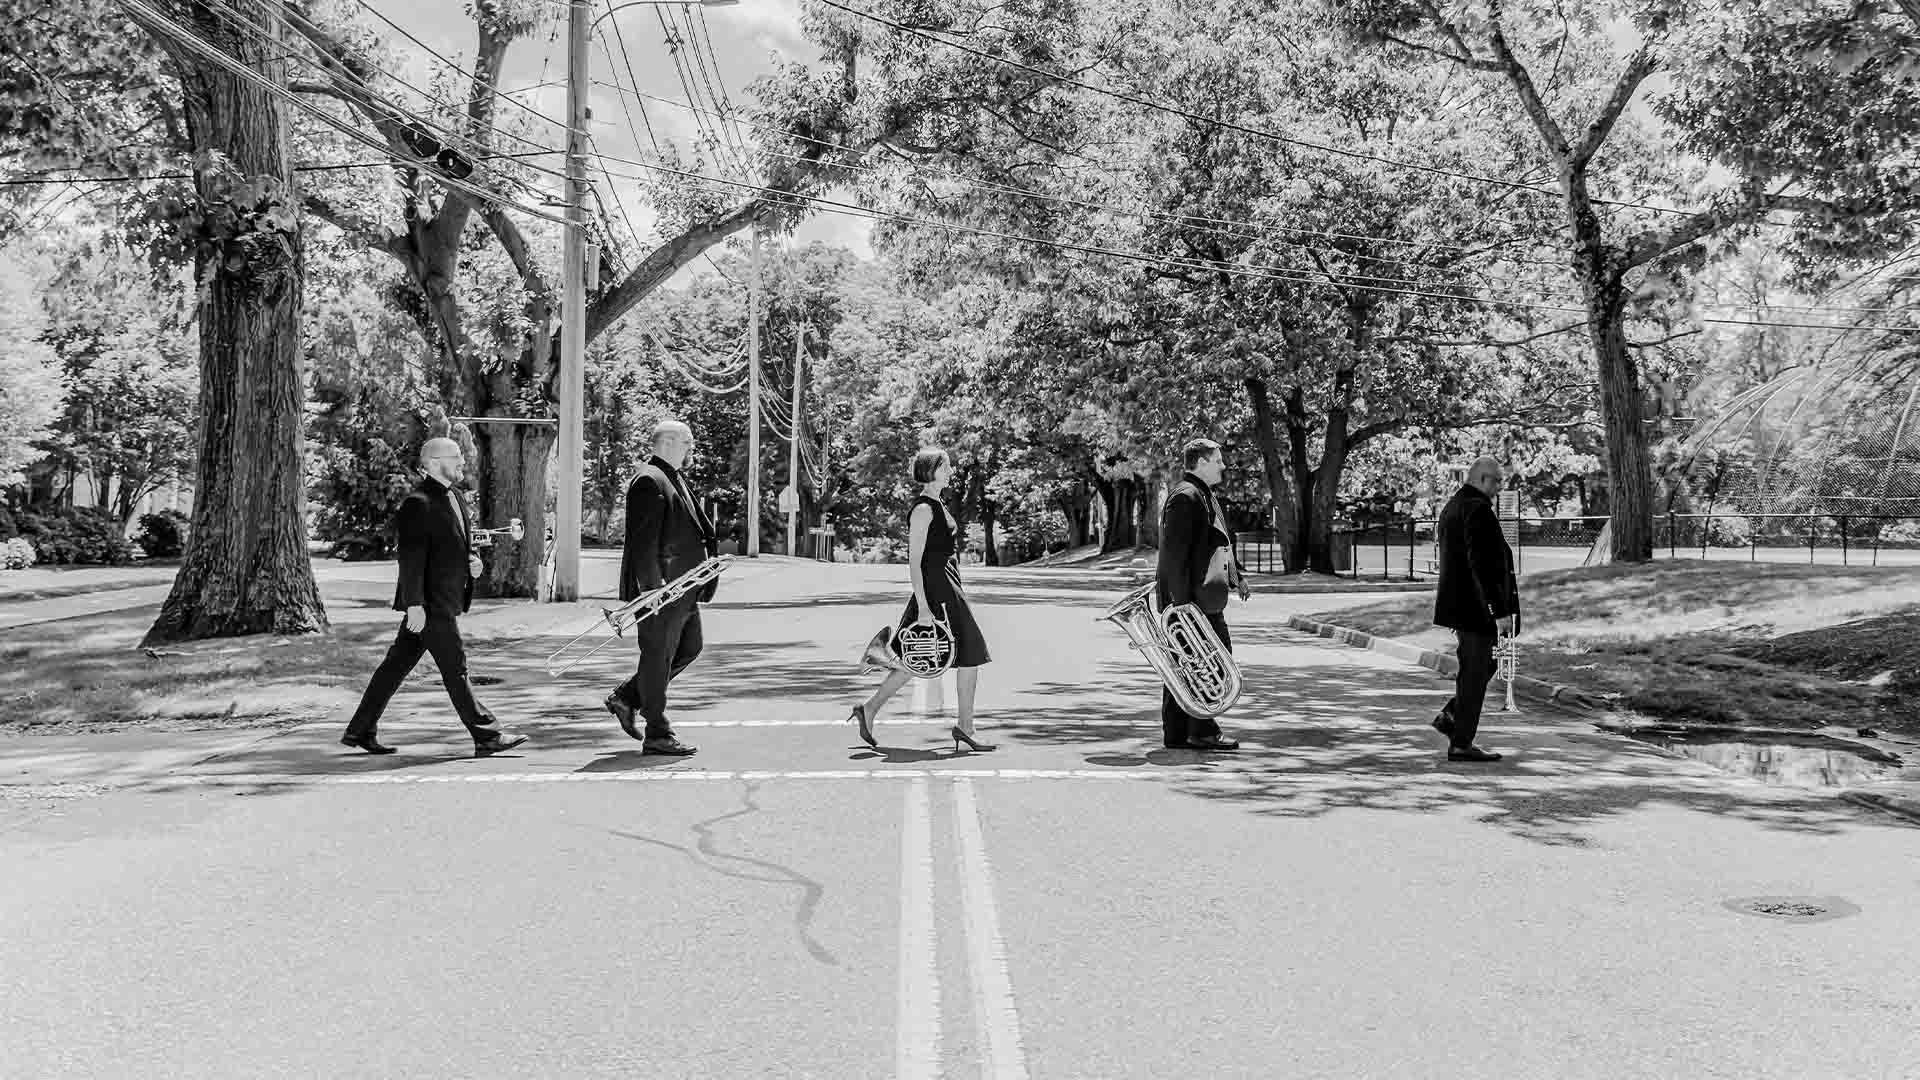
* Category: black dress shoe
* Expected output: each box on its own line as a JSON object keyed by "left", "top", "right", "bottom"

{"left": 1187, "top": 734, "right": 1240, "bottom": 751}
{"left": 641, "top": 737, "right": 698, "bottom": 756}
{"left": 474, "top": 732, "right": 528, "bottom": 757}
{"left": 605, "top": 694, "right": 641, "bottom": 741}
{"left": 1447, "top": 745, "right": 1503, "bottom": 762}
{"left": 340, "top": 734, "right": 396, "bottom": 755}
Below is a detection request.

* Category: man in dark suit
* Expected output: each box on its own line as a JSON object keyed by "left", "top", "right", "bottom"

{"left": 1155, "top": 437, "right": 1250, "bottom": 751}
{"left": 604, "top": 419, "right": 716, "bottom": 756}
{"left": 1431, "top": 456, "right": 1520, "bottom": 762}
{"left": 341, "top": 438, "right": 527, "bottom": 757}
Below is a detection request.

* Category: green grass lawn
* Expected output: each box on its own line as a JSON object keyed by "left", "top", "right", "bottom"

{"left": 0, "top": 598, "right": 548, "bottom": 735}
{"left": 1309, "top": 560, "right": 1920, "bottom": 735}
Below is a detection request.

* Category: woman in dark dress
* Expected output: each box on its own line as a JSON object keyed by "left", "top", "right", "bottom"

{"left": 848, "top": 448, "right": 994, "bottom": 752}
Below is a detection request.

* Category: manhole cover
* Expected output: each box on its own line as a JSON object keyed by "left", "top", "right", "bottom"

{"left": 1722, "top": 895, "right": 1860, "bottom": 923}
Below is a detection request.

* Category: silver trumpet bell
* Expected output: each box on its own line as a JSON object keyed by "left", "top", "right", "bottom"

{"left": 473, "top": 517, "right": 525, "bottom": 547}
{"left": 1098, "top": 581, "right": 1242, "bottom": 718}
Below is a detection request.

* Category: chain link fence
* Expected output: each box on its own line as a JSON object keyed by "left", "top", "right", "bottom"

{"left": 1263, "top": 512, "right": 1920, "bottom": 581}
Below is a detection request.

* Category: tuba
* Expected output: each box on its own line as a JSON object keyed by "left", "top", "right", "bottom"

{"left": 545, "top": 555, "right": 732, "bottom": 676}
{"left": 1099, "top": 581, "right": 1241, "bottom": 718}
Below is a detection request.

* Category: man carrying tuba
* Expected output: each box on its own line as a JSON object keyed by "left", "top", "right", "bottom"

{"left": 1156, "top": 438, "right": 1250, "bottom": 751}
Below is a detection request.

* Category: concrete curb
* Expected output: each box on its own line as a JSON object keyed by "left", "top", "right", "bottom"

{"left": 1286, "top": 612, "right": 1920, "bottom": 828}
{"left": 1284, "top": 613, "right": 1604, "bottom": 709}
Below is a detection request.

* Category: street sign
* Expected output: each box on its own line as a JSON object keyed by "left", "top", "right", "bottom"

{"left": 777, "top": 486, "right": 798, "bottom": 514}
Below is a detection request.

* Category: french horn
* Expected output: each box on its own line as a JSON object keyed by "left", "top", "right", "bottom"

{"left": 859, "top": 605, "right": 956, "bottom": 679}
{"left": 1099, "top": 581, "right": 1242, "bottom": 718}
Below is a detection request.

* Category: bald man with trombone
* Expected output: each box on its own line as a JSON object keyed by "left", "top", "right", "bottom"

{"left": 601, "top": 419, "right": 717, "bottom": 756}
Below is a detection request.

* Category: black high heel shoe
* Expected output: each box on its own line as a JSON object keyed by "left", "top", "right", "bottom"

{"left": 951, "top": 726, "right": 995, "bottom": 753}
{"left": 849, "top": 703, "right": 877, "bottom": 748}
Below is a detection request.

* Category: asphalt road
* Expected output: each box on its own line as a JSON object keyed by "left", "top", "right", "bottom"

{"left": 2, "top": 558, "right": 1917, "bottom": 1078}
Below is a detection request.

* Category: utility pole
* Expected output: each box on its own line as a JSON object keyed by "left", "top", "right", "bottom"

{"left": 746, "top": 222, "right": 761, "bottom": 557}
{"left": 553, "top": 0, "right": 589, "bottom": 601}
{"left": 787, "top": 323, "right": 805, "bottom": 556}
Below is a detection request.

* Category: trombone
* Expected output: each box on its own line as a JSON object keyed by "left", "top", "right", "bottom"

{"left": 545, "top": 555, "right": 732, "bottom": 677}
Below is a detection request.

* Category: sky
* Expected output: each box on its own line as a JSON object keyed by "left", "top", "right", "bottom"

{"left": 378, "top": 0, "right": 873, "bottom": 281}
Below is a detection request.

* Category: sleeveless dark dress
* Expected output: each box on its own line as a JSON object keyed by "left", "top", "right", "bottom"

{"left": 898, "top": 495, "right": 990, "bottom": 668}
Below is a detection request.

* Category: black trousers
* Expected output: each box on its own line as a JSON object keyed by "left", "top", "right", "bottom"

{"left": 615, "top": 597, "right": 703, "bottom": 739}
{"left": 1444, "top": 630, "right": 1497, "bottom": 748}
{"left": 345, "top": 614, "right": 500, "bottom": 741}
{"left": 1161, "top": 610, "right": 1231, "bottom": 747}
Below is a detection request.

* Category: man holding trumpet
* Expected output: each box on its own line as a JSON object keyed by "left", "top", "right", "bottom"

{"left": 1431, "top": 456, "right": 1521, "bottom": 763}
{"left": 340, "top": 437, "right": 527, "bottom": 757}
{"left": 603, "top": 419, "right": 715, "bottom": 756}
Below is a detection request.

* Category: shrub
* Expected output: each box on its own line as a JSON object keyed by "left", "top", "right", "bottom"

{"left": 1705, "top": 515, "right": 1751, "bottom": 548}
{"left": 853, "top": 536, "right": 905, "bottom": 564}
{"left": 1, "top": 537, "right": 33, "bottom": 570}
{"left": 14, "top": 508, "right": 137, "bottom": 565}
{"left": 135, "top": 509, "right": 190, "bottom": 558}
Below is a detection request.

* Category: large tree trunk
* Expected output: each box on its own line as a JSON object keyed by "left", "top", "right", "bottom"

{"left": 1246, "top": 375, "right": 1304, "bottom": 573}
{"left": 1564, "top": 170, "right": 1654, "bottom": 561}
{"left": 143, "top": 4, "right": 325, "bottom": 644}
{"left": 1586, "top": 285, "right": 1655, "bottom": 561}
{"left": 472, "top": 422, "right": 552, "bottom": 597}
{"left": 1057, "top": 483, "right": 1093, "bottom": 547}
{"left": 1137, "top": 470, "right": 1163, "bottom": 549}
{"left": 1100, "top": 474, "right": 1140, "bottom": 551}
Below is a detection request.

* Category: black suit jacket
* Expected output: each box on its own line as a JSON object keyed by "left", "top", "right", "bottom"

{"left": 390, "top": 475, "right": 474, "bottom": 617}
{"left": 620, "top": 456, "right": 717, "bottom": 603}
{"left": 1155, "top": 473, "right": 1237, "bottom": 614}
{"left": 1432, "top": 484, "right": 1520, "bottom": 635}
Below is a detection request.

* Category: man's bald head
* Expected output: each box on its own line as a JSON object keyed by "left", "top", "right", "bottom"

{"left": 420, "top": 437, "right": 466, "bottom": 486}
{"left": 1467, "top": 456, "right": 1505, "bottom": 497}
{"left": 650, "top": 419, "right": 695, "bottom": 468}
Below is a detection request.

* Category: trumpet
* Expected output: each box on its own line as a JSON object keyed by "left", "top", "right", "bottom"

{"left": 545, "top": 555, "right": 731, "bottom": 676}
{"left": 1099, "top": 581, "right": 1241, "bottom": 718}
{"left": 472, "top": 518, "right": 525, "bottom": 547}
{"left": 1495, "top": 634, "right": 1518, "bottom": 712}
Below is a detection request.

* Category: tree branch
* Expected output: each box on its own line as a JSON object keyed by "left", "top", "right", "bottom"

{"left": 585, "top": 199, "right": 763, "bottom": 342}
{"left": 1616, "top": 183, "right": 1920, "bottom": 269}
{"left": 1380, "top": 31, "right": 1501, "bottom": 71}
{"left": 1628, "top": 328, "right": 1701, "bottom": 349}
{"left": 1569, "top": 43, "right": 1660, "bottom": 168}
{"left": 303, "top": 193, "right": 403, "bottom": 256}
{"left": 1486, "top": 13, "right": 1571, "bottom": 166}
{"left": 481, "top": 205, "right": 548, "bottom": 298}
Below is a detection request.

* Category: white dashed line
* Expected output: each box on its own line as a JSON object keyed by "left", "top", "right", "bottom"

{"left": 953, "top": 778, "right": 1030, "bottom": 1079}
{"left": 897, "top": 776, "right": 942, "bottom": 1079}
{"left": 156, "top": 769, "right": 1153, "bottom": 787}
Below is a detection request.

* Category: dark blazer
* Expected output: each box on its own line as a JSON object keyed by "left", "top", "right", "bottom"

{"left": 620, "top": 456, "right": 717, "bottom": 603}
{"left": 390, "top": 475, "right": 474, "bottom": 617}
{"left": 1433, "top": 484, "right": 1521, "bottom": 635}
{"left": 1155, "top": 473, "right": 1236, "bottom": 614}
